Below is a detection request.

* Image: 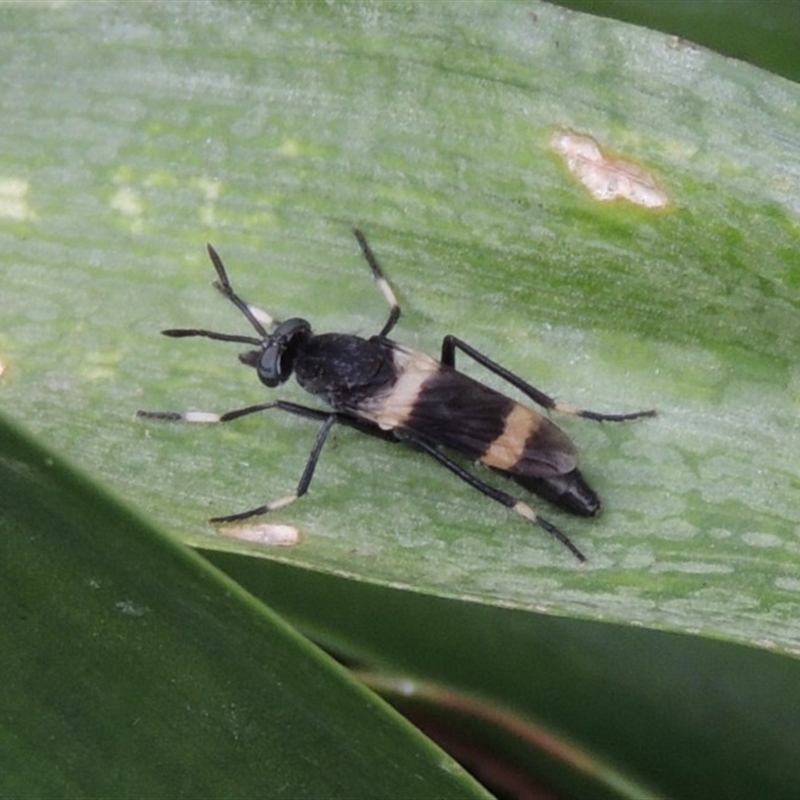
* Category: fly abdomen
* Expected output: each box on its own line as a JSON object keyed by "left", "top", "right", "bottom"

{"left": 506, "top": 468, "right": 600, "bottom": 517}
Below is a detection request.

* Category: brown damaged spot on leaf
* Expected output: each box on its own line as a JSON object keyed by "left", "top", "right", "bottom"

{"left": 550, "top": 129, "right": 670, "bottom": 209}
{"left": 217, "top": 521, "right": 302, "bottom": 546}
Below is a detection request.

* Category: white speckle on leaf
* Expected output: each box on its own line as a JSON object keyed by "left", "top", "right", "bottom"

{"left": 775, "top": 577, "right": 800, "bottom": 594}
{"left": 651, "top": 560, "right": 733, "bottom": 575}
{"left": 741, "top": 532, "right": 784, "bottom": 549}
{"left": 115, "top": 600, "right": 148, "bottom": 617}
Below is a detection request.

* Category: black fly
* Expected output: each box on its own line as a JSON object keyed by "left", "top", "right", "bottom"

{"left": 138, "top": 230, "right": 655, "bottom": 561}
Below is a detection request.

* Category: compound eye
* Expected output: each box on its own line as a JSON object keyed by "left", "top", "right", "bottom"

{"left": 257, "top": 345, "right": 285, "bottom": 387}
{"left": 253, "top": 318, "right": 310, "bottom": 388}
{"left": 238, "top": 346, "right": 288, "bottom": 385}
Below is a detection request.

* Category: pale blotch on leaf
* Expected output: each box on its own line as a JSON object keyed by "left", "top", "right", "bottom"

{"left": 217, "top": 522, "right": 302, "bottom": 546}
{"left": 195, "top": 176, "right": 221, "bottom": 226}
{"left": 195, "top": 176, "right": 221, "bottom": 202}
{"left": 550, "top": 129, "right": 669, "bottom": 209}
{"left": 0, "top": 177, "right": 35, "bottom": 221}
{"left": 110, "top": 185, "right": 144, "bottom": 233}
{"left": 278, "top": 138, "right": 301, "bottom": 157}
{"left": 110, "top": 186, "right": 143, "bottom": 216}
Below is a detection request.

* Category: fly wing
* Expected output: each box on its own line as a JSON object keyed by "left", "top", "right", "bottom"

{"left": 508, "top": 415, "right": 578, "bottom": 478}
{"left": 375, "top": 353, "right": 578, "bottom": 479}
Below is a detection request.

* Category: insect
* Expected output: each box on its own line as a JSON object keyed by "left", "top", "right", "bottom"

{"left": 138, "top": 230, "right": 655, "bottom": 561}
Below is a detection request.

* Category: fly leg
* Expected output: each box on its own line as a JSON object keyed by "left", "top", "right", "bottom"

{"left": 137, "top": 401, "right": 398, "bottom": 522}
{"left": 210, "top": 415, "right": 338, "bottom": 523}
{"left": 397, "top": 430, "right": 586, "bottom": 562}
{"left": 441, "top": 335, "right": 656, "bottom": 422}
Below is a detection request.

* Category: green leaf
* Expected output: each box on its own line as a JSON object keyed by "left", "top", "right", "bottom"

{"left": 209, "top": 555, "right": 800, "bottom": 799}
{"left": 3, "top": 0, "right": 798, "bottom": 645}
{"left": 0, "top": 413, "right": 485, "bottom": 798}
{"left": 554, "top": 0, "right": 800, "bottom": 84}
{"left": 3, "top": 1, "right": 800, "bottom": 796}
